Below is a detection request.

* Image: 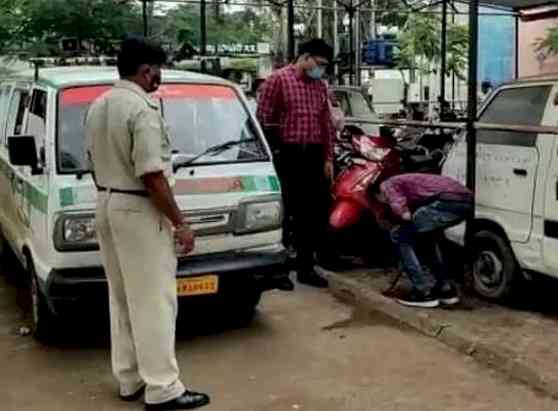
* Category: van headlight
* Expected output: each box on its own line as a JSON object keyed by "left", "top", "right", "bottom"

{"left": 54, "top": 213, "right": 98, "bottom": 251}
{"left": 235, "top": 197, "right": 282, "bottom": 235}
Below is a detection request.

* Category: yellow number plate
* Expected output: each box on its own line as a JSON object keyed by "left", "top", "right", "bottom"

{"left": 177, "top": 275, "right": 219, "bottom": 297}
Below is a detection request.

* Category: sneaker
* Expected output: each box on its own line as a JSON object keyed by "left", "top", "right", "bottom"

{"left": 297, "top": 270, "right": 329, "bottom": 288}
{"left": 436, "top": 285, "right": 460, "bottom": 305}
{"left": 396, "top": 289, "right": 439, "bottom": 308}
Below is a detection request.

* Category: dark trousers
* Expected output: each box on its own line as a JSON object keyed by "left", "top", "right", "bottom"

{"left": 275, "top": 143, "right": 330, "bottom": 273}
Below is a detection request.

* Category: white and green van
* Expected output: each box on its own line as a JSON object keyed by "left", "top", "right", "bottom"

{"left": 0, "top": 64, "right": 287, "bottom": 340}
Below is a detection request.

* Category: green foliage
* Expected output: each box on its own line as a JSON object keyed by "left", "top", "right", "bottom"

{"left": 0, "top": 0, "right": 273, "bottom": 57}
{"left": 396, "top": 13, "right": 468, "bottom": 79}
{"left": 535, "top": 25, "right": 558, "bottom": 60}
{"left": 0, "top": 0, "right": 142, "bottom": 56}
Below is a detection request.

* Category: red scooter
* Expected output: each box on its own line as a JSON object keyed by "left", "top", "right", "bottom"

{"left": 324, "top": 124, "right": 454, "bottom": 266}
{"left": 329, "top": 126, "right": 401, "bottom": 232}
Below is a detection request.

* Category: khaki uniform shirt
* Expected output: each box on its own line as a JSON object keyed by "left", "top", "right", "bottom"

{"left": 85, "top": 80, "right": 172, "bottom": 189}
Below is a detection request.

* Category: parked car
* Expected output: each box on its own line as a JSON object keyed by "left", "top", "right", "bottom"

{"left": 331, "top": 86, "right": 381, "bottom": 136}
{"left": 0, "top": 63, "right": 288, "bottom": 340}
{"left": 443, "top": 74, "right": 558, "bottom": 300}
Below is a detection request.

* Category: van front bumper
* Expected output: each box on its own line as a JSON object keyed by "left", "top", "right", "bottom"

{"left": 44, "top": 246, "right": 289, "bottom": 315}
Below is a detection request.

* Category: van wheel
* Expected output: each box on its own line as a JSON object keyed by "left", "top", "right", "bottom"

{"left": 229, "top": 290, "right": 262, "bottom": 326}
{"left": 0, "top": 233, "right": 22, "bottom": 285}
{"left": 472, "top": 230, "right": 518, "bottom": 300}
{"left": 28, "top": 258, "right": 58, "bottom": 343}
{"left": 0, "top": 233, "right": 9, "bottom": 275}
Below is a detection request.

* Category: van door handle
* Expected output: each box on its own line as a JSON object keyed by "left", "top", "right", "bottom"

{"left": 513, "top": 168, "right": 527, "bottom": 177}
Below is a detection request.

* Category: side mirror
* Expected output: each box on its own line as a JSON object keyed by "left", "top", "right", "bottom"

{"left": 8, "top": 136, "right": 41, "bottom": 175}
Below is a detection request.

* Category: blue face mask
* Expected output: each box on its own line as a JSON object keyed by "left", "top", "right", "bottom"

{"left": 306, "top": 65, "right": 326, "bottom": 80}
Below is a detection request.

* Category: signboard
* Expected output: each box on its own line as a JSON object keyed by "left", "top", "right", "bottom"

{"left": 205, "top": 43, "right": 270, "bottom": 55}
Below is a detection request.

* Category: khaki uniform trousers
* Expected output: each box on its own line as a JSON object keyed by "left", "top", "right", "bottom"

{"left": 96, "top": 191, "right": 185, "bottom": 404}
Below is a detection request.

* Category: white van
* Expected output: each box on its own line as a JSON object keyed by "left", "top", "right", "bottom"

{"left": 443, "top": 74, "right": 558, "bottom": 300}
{"left": 0, "top": 63, "right": 288, "bottom": 340}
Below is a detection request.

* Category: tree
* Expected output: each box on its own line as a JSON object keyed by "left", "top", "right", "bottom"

{"left": 0, "top": 0, "right": 142, "bottom": 56}
{"left": 162, "top": 4, "right": 273, "bottom": 52}
{"left": 396, "top": 13, "right": 468, "bottom": 79}
{"left": 0, "top": 0, "right": 31, "bottom": 54}
{"left": 535, "top": 25, "right": 558, "bottom": 61}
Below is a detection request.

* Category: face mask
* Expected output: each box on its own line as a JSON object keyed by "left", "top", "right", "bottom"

{"left": 145, "top": 66, "right": 162, "bottom": 93}
{"left": 306, "top": 65, "right": 326, "bottom": 80}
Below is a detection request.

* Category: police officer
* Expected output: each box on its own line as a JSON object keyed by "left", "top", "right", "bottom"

{"left": 85, "top": 37, "right": 210, "bottom": 410}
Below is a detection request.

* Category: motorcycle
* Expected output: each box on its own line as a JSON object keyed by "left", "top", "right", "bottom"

{"left": 325, "top": 124, "right": 454, "bottom": 266}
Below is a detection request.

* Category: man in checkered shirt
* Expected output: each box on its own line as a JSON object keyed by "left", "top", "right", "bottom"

{"left": 257, "top": 39, "right": 335, "bottom": 288}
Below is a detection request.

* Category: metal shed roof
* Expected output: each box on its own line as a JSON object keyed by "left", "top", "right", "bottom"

{"left": 475, "top": 0, "right": 554, "bottom": 9}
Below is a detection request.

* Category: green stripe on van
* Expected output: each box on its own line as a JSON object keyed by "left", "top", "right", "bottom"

{"left": 59, "top": 187, "right": 75, "bottom": 207}
{"left": 0, "top": 155, "right": 48, "bottom": 214}
{"left": 25, "top": 182, "right": 48, "bottom": 213}
{"left": 268, "top": 175, "right": 280, "bottom": 192}
{"left": 240, "top": 175, "right": 281, "bottom": 193}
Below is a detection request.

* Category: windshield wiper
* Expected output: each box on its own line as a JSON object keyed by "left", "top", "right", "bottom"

{"left": 173, "top": 138, "right": 257, "bottom": 172}
{"left": 76, "top": 169, "right": 91, "bottom": 180}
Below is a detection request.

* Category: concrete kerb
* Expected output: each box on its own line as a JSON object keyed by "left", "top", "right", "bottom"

{"left": 326, "top": 271, "right": 558, "bottom": 400}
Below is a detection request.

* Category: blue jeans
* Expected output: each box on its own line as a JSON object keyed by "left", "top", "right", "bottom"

{"left": 390, "top": 200, "right": 472, "bottom": 293}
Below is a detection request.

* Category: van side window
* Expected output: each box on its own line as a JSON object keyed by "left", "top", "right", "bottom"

{"left": 478, "top": 86, "right": 551, "bottom": 147}
{"left": 0, "top": 85, "right": 11, "bottom": 145}
{"left": 6, "top": 88, "right": 29, "bottom": 137}
{"left": 27, "top": 90, "right": 47, "bottom": 150}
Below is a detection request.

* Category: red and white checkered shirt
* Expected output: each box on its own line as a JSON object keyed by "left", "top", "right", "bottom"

{"left": 256, "top": 65, "right": 335, "bottom": 160}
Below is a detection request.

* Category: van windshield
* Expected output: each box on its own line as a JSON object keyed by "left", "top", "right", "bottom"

{"left": 57, "top": 83, "right": 268, "bottom": 173}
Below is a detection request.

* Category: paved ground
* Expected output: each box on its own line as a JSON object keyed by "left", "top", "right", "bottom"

{"left": 327, "top": 264, "right": 558, "bottom": 398}
{"left": 1, "top": 273, "right": 557, "bottom": 411}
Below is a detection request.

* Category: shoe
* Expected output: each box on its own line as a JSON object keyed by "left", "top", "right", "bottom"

{"left": 120, "top": 385, "right": 145, "bottom": 402}
{"left": 275, "top": 276, "right": 295, "bottom": 291}
{"left": 436, "top": 285, "right": 460, "bottom": 305}
{"left": 396, "top": 289, "right": 439, "bottom": 308}
{"left": 145, "top": 390, "right": 210, "bottom": 410}
{"left": 316, "top": 256, "right": 345, "bottom": 272}
{"left": 297, "top": 271, "right": 329, "bottom": 288}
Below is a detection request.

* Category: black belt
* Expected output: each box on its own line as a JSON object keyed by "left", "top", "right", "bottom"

{"left": 96, "top": 185, "right": 150, "bottom": 198}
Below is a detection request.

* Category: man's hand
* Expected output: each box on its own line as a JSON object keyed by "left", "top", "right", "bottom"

{"left": 325, "top": 160, "right": 334, "bottom": 183}
{"left": 401, "top": 210, "right": 412, "bottom": 222}
{"left": 175, "top": 225, "right": 195, "bottom": 255}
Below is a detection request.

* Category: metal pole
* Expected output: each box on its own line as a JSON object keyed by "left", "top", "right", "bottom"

{"left": 440, "top": 0, "right": 448, "bottom": 120}
{"left": 287, "top": 0, "right": 295, "bottom": 61}
{"left": 349, "top": 8, "right": 354, "bottom": 85}
{"left": 466, "top": 0, "right": 479, "bottom": 241}
{"left": 142, "top": 0, "right": 149, "bottom": 37}
{"left": 200, "top": 0, "right": 207, "bottom": 56}
{"left": 515, "top": 15, "right": 519, "bottom": 79}
{"left": 334, "top": 0, "right": 339, "bottom": 83}
{"left": 355, "top": 8, "right": 361, "bottom": 86}
{"left": 370, "top": 0, "right": 376, "bottom": 39}
{"left": 451, "top": 0, "right": 456, "bottom": 110}
{"left": 317, "top": 0, "right": 323, "bottom": 38}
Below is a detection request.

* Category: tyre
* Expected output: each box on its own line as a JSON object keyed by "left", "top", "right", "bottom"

{"left": 472, "top": 230, "right": 519, "bottom": 300}
{"left": 28, "top": 257, "right": 59, "bottom": 343}
{"left": 0, "top": 232, "right": 9, "bottom": 276}
{"left": 0, "top": 232, "right": 23, "bottom": 285}
{"left": 229, "top": 290, "right": 261, "bottom": 326}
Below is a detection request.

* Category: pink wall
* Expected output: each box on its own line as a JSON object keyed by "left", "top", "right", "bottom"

{"left": 519, "top": 17, "right": 558, "bottom": 77}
